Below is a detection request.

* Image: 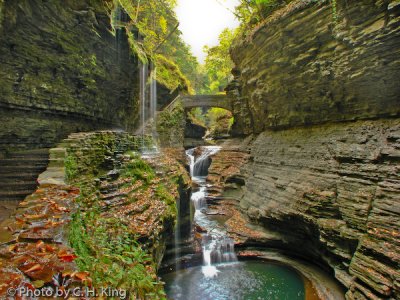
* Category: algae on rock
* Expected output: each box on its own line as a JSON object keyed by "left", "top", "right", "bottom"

{"left": 62, "top": 131, "right": 189, "bottom": 298}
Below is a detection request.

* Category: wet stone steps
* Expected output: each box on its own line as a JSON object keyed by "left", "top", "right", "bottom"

{"left": 0, "top": 149, "right": 49, "bottom": 221}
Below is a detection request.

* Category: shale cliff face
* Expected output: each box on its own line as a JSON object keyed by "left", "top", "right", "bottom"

{"left": 229, "top": 0, "right": 400, "bottom": 135}
{"left": 240, "top": 120, "right": 399, "bottom": 299}
{"left": 229, "top": 0, "right": 400, "bottom": 299}
{"left": 0, "top": 0, "right": 139, "bottom": 155}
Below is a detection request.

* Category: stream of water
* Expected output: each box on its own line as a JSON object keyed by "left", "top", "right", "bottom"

{"left": 139, "top": 62, "right": 159, "bottom": 156}
{"left": 162, "top": 146, "right": 307, "bottom": 299}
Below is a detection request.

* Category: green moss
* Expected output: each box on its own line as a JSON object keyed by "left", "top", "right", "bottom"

{"left": 157, "top": 100, "right": 185, "bottom": 130}
{"left": 156, "top": 100, "right": 185, "bottom": 146}
{"left": 65, "top": 154, "right": 78, "bottom": 181}
{"left": 154, "top": 54, "right": 192, "bottom": 93}
{"left": 127, "top": 30, "right": 148, "bottom": 64}
{"left": 120, "top": 157, "right": 155, "bottom": 185}
{"left": 69, "top": 210, "right": 166, "bottom": 299}
{"left": 331, "top": 0, "right": 338, "bottom": 23}
{"left": 155, "top": 184, "right": 177, "bottom": 218}
{"left": 64, "top": 132, "right": 181, "bottom": 298}
{"left": 0, "top": 0, "right": 4, "bottom": 30}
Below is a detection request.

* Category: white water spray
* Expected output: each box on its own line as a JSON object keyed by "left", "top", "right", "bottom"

{"left": 139, "top": 62, "right": 159, "bottom": 156}
{"left": 186, "top": 146, "right": 237, "bottom": 278}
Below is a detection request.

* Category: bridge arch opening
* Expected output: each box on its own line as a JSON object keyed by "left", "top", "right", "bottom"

{"left": 187, "top": 106, "right": 233, "bottom": 139}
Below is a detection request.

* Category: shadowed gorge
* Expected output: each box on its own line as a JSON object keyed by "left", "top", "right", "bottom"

{"left": 0, "top": 0, "right": 399, "bottom": 299}
{"left": 0, "top": 0, "right": 140, "bottom": 155}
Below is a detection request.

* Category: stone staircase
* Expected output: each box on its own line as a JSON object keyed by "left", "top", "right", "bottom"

{"left": 0, "top": 149, "right": 49, "bottom": 220}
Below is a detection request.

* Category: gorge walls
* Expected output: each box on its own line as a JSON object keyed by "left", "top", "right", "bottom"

{"left": 0, "top": 0, "right": 139, "bottom": 155}
{"left": 229, "top": 0, "right": 400, "bottom": 135}
{"left": 240, "top": 120, "right": 399, "bottom": 299}
{"left": 229, "top": 0, "right": 400, "bottom": 299}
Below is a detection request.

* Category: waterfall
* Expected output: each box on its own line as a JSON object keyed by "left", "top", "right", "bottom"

{"left": 186, "top": 146, "right": 221, "bottom": 178}
{"left": 150, "top": 63, "right": 157, "bottom": 137}
{"left": 139, "top": 62, "right": 159, "bottom": 156}
{"left": 191, "top": 186, "right": 207, "bottom": 210}
{"left": 174, "top": 190, "right": 181, "bottom": 271}
{"left": 186, "top": 146, "right": 237, "bottom": 278}
{"left": 186, "top": 148, "right": 195, "bottom": 177}
{"left": 140, "top": 62, "right": 148, "bottom": 151}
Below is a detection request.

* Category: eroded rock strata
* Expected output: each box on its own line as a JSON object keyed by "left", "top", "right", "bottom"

{"left": 238, "top": 119, "right": 399, "bottom": 299}
{"left": 229, "top": 0, "right": 400, "bottom": 135}
{"left": 0, "top": 131, "right": 190, "bottom": 298}
{"left": 225, "top": 1, "right": 400, "bottom": 299}
{"left": 0, "top": 1, "right": 139, "bottom": 155}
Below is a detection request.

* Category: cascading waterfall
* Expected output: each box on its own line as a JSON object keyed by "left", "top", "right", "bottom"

{"left": 191, "top": 186, "right": 207, "bottom": 210}
{"left": 139, "top": 62, "right": 159, "bottom": 156}
{"left": 163, "top": 146, "right": 323, "bottom": 300}
{"left": 186, "top": 146, "right": 221, "bottom": 177}
{"left": 185, "top": 146, "right": 237, "bottom": 278}
{"left": 150, "top": 62, "right": 157, "bottom": 138}
{"left": 139, "top": 62, "right": 148, "bottom": 151}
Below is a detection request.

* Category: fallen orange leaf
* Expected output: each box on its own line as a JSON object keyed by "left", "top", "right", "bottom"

{"left": 24, "top": 264, "right": 43, "bottom": 273}
{"left": 58, "top": 249, "right": 77, "bottom": 262}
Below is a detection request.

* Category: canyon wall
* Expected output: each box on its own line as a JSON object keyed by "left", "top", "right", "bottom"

{"left": 0, "top": 0, "right": 139, "bottom": 155}
{"left": 229, "top": 0, "right": 400, "bottom": 299}
{"left": 240, "top": 120, "right": 399, "bottom": 299}
{"left": 229, "top": 0, "right": 400, "bottom": 135}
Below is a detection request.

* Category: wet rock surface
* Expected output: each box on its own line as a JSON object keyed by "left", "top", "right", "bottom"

{"left": 226, "top": 1, "right": 400, "bottom": 298}
{"left": 229, "top": 0, "right": 400, "bottom": 135}
{"left": 0, "top": 184, "right": 85, "bottom": 295}
{"left": 0, "top": 149, "right": 49, "bottom": 215}
{"left": 240, "top": 119, "right": 400, "bottom": 299}
{"left": 0, "top": 131, "right": 191, "bottom": 298}
{"left": 0, "top": 1, "right": 139, "bottom": 155}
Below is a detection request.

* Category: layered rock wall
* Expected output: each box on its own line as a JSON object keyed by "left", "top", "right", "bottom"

{"left": 229, "top": 0, "right": 400, "bottom": 298}
{"left": 240, "top": 119, "right": 399, "bottom": 298}
{"left": 230, "top": 0, "right": 400, "bottom": 135}
{"left": 0, "top": 0, "right": 139, "bottom": 155}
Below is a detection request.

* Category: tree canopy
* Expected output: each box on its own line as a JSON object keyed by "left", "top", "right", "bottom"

{"left": 113, "top": 0, "right": 199, "bottom": 93}
{"left": 201, "top": 28, "right": 236, "bottom": 94}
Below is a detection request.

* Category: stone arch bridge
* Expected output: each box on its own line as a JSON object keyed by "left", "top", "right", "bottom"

{"left": 179, "top": 95, "right": 234, "bottom": 111}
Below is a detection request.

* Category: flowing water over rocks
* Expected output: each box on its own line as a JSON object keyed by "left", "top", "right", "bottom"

{"left": 186, "top": 146, "right": 238, "bottom": 278}
{"left": 162, "top": 146, "right": 311, "bottom": 299}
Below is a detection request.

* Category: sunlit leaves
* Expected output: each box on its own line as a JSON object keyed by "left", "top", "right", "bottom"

{"left": 203, "top": 28, "right": 235, "bottom": 93}
{"left": 159, "top": 15, "right": 168, "bottom": 34}
{"left": 115, "top": 0, "right": 198, "bottom": 93}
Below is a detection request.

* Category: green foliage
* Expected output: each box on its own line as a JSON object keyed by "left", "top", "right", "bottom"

{"left": 120, "top": 157, "right": 156, "bottom": 185}
{"left": 113, "top": 0, "right": 198, "bottom": 93}
{"left": 154, "top": 54, "right": 192, "bottom": 92}
{"left": 127, "top": 30, "right": 148, "bottom": 64}
{"left": 67, "top": 153, "right": 177, "bottom": 299}
{"left": 65, "top": 154, "right": 78, "bottom": 181}
{"left": 69, "top": 211, "right": 166, "bottom": 299}
{"left": 235, "top": 0, "right": 284, "bottom": 25}
{"left": 202, "top": 28, "right": 236, "bottom": 94}
{"left": 331, "top": 0, "right": 338, "bottom": 23}
{"left": 235, "top": 0, "right": 338, "bottom": 35}
{"left": 188, "top": 108, "right": 207, "bottom": 127}
{"left": 188, "top": 107, "right": 234, "bottom": 137}
{"left": 206, "top": 108, "right": 234, "bottom": 136}
{"left": 157, "top": 100, "right": 185, "bottom": 130}
{"left": 156, "top": 100, "right": 185, "bottom": 146}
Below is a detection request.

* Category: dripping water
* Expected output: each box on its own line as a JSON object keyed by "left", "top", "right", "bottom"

{"left": 139, "top": 62, "right": 148, "bottom": 151}
{"left": 139, "top": 62, "right": 159, "bottom": 157}
{"left": 150, "top": 62, "right": 157, "bottom": 138}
